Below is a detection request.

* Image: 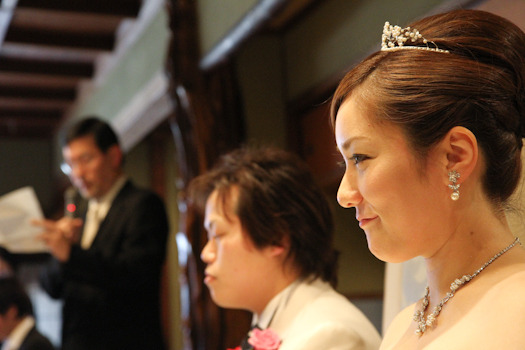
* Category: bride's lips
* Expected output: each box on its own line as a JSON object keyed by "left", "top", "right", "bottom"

{"left": 357, "top": 216, "right": 378, "bottom": 228}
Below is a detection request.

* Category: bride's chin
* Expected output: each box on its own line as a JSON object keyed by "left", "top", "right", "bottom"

{"left": 366, "top": 238, "right": 407, "bottom": 264}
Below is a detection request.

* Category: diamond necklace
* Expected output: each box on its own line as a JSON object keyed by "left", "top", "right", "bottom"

{"left": 413, "top": 237, "right": 521, "bottom": 335}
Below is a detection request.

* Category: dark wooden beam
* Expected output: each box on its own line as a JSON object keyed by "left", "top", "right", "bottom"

{"left": 0, "top": 97, "right": 70, "bottom": 110}
{"left": 0, "top": 43, "right": 99, "bottom": 65}
{"left": 0, "top": 109, "right": 63, "bottom": 119}
{"left": 0, "top": 85, "right": 76, "bottom": 100}
{"left": 5, "top": 27, "right": 115, "bottom": 51}
{"left": 10, "top": 8, "right": 124, "bottom": 35}
{"left": 5, "top": 8, "right": 121, "bottom": 50}
{"left": 0, "top": 55, "right": 93, "bottom": 77}
{"left": 0, "top": 71, "right": 80, "bottom": 88}
{"left": 16, "top": 0, "right": 142, "bottom": 17}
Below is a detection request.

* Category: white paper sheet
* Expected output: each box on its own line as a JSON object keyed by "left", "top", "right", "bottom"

{"left": 0, "top": 186, "right": 49, "bottom": 253}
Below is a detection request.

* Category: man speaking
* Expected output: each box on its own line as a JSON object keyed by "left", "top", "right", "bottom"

{"left": 35, "top": 117, "right": 169, "bottom": 350}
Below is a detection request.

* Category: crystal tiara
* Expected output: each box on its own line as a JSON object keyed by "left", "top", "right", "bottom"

{"left": 381, "top": 21, "right": 449, "bottom": 54}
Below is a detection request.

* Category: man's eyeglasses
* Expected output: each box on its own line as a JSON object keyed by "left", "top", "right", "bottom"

{"left": 61, "top": 153, "right": 98, "bottom": 176}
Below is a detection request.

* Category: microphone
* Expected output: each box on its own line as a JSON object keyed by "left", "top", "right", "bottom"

{"left": 64, "top": 186, "right": 80, "bottom": 218}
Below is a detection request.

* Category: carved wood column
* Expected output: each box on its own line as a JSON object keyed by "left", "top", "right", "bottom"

{"left": 166, "top": 1, "right": 250, "bottom": 349}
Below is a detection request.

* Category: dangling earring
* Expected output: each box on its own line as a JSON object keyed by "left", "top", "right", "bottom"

{"left": 448, "top": 170, "right": 460, "bottom": 201}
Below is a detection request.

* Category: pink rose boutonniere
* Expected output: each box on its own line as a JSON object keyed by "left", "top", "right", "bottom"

{"left": 248, "top": 328, "right": 281, "bottom": 350}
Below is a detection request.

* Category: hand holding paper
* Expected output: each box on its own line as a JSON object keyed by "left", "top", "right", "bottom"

{"left": 33, "top": 217, "right": 83, "bottom": 262}
{"left": 0, "top": 186, "right": 49, "bottom": 253}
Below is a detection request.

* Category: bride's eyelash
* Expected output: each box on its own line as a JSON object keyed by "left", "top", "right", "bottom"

{"left": 351, "top": 154, "right": 368, "bottom": 165}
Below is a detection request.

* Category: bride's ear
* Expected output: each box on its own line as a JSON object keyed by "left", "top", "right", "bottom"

{"left": 440, "top": 126, "right": 478, "bottom": 181}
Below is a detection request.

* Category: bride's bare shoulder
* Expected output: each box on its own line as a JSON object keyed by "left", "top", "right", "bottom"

{"left": 471, "top": 268, "right": 525, "bottom": 327}
{"left": 486, "top": 268, "right": 525, "bottom": 302}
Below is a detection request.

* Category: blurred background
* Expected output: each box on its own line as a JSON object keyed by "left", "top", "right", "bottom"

{"left": 0, "top": 0, "right": 523, "bottom": 349}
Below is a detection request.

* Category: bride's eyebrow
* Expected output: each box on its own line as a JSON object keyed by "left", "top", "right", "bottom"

{"left": 339, "top": 135, "right": 369, "bottom": 152}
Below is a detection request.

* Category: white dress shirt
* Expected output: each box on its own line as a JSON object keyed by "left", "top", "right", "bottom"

{"left": 81, "top": 176, "right": 127, "bottom": 249}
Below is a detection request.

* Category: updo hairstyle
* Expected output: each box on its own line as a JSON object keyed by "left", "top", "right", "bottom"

{"left": 331, "top": 9, "right": 525, "bottom": 207}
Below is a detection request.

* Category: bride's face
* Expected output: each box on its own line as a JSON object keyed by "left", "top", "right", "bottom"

{"left": 335, "top": 93, "right": 450, "bottom": 263}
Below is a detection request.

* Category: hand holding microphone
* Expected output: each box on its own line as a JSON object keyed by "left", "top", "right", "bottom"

{"left": 32, "top": 187, "right": 84, "bottom": 261}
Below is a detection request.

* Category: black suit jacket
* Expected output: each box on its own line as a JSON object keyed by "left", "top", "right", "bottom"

{"left": 40, "top": 181, "right": 169, "bottom": 350}
{"left": 19, "top": 326, "right": 55, "bottom": 350}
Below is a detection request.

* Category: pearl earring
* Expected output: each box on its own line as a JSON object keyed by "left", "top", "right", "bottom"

{"left": 448, "top": 170, "right": 460, "bottom": 201}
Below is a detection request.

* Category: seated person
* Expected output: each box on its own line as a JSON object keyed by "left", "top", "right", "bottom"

{"left": 188, "top": 146, "right": 381, "bottom": 350}
{"left": 0, "top": 276, "right": 54, "bottom": 350}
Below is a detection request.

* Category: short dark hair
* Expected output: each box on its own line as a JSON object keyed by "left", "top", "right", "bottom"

{"left": 60, "top": 116, "right": 120, "bottom": 153}
{"left": 189, "top": 146, "right": 339, "bottom": 286}
{"left": 0, "top": 277, "right": 33, "bottom": 317}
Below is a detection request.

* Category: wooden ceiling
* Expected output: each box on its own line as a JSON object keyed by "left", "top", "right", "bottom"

{"left": 0, "top": 0, "right": 323, "bottom": 139}
{"left": 0, "top": 0, "right": 142, "bottom": 138}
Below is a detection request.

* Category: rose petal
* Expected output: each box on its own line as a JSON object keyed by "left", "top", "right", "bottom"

{"left": 248, "top": 328, "right": 281, "bottom": 350}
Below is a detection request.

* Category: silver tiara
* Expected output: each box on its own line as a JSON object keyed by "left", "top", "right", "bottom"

{"left": 381, "top": 21, "right": 449, "bottom": 54}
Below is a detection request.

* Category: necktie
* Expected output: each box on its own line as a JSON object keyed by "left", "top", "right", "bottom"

{"left": 240, "top": 336, "right": 252, "bottom": 350}
{"left": 81, "top": 203, "right": 102, "bottom": 249}
{"left": 240, "top": 325, "right": 260, "bottom": 350}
